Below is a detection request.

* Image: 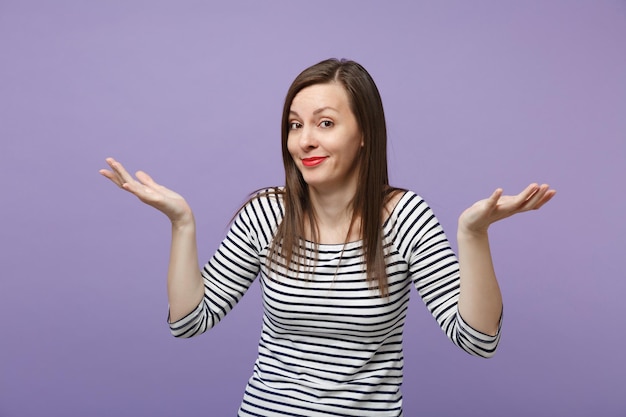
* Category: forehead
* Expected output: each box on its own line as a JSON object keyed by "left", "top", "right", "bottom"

{"left": 290, "top": 83, "right": 351, "bottom": 112}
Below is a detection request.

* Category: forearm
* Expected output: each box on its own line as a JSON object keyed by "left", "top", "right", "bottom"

{"left": 167, "top": 215, "right": 204, "bottom": 323}
{"left": 456, "top": 230, "right": 503, "bottom": 336}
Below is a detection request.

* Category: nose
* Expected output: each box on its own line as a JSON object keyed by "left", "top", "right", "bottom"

{"left": 299, "top": 125, "right": 318, "bottom": 151}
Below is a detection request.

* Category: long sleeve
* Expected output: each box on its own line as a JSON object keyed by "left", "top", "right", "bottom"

{"left": 392, "top": 192, "right": 501, "bottom": 357}
{"left": 169, "top": 190, "right": 283, "bottom": 338}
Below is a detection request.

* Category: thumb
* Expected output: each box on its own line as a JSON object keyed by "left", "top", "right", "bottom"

{"left": 488, "top": 188, "right": 503, "bottom": 207}
{"left": 135, "top": 170, "right": 158, "bottom": 187}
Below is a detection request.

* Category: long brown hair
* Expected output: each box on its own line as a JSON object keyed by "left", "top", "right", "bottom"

{"left": 266, "top": 58, "right": 398, "bottom": 296}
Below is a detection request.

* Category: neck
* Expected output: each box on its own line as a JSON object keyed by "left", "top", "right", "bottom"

{"left": 306, "top": 185, "right": 361, "bottom": 243}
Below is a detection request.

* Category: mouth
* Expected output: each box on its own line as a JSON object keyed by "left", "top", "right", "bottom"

{"left": 301, "top": 156, "right": 327, "bottom": 167}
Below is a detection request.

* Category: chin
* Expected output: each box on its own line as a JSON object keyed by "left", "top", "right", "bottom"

{"left": 301, "top": 175, "right": 327, "bottom": 189}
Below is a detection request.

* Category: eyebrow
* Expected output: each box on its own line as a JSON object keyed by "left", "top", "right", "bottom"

{"left": 289, "top": 106, "right": 339, "bottom": 117}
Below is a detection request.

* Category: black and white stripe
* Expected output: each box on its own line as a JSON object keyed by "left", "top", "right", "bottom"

{"left": 170, "top": 190, "right": 501, "bottom": 416}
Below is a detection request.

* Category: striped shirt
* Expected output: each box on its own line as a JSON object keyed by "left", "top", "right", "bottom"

{"left": 169, "top": 190, "right": 501, "bottom": 416}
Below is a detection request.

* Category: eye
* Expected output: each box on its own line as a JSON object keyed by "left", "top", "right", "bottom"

{"left": 289, "top": 122, "right": 302, "bottom": 130}
{"left": 319, "top": 120, "right": 334, "bottom": 128}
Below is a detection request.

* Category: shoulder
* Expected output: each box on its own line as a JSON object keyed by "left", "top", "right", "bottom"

{"left": 384, "top": 189, "right": 441, "bottom": 237}
{"left": 248, "top": 187, "right": 285, "bottom": 207}
{"left": 384, "top": 188, "right": 428, "bottom": 221}
{"left": 236, "top": 186, "right": 285, "bottom": 230}
{"left": 384, "top": 189, "right": 447, "bottom": 258}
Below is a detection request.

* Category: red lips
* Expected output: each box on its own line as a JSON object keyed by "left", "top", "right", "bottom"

{"left": 302, "top": 157, "right": 327, "bottom": 167}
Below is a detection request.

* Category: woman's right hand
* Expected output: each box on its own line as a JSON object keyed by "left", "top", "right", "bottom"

{"left": 99, "top": 157, "right": 193, "bottom": 225}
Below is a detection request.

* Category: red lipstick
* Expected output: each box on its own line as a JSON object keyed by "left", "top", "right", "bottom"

{"left": 302, "top": 157, "right": 327, "bottom": 167}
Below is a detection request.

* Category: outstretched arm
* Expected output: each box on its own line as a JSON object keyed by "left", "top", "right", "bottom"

{"left": 99, "top": 157, "right": 204, "bottom": 322}
{"left": 456, "top": 183, "right": 556, "bottom": 335}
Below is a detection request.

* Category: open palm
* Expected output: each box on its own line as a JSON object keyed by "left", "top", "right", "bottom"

{"left": 459, "top": 183, "right": 556, "bottom": 235}
{"left": 99, "top": 157, "right": 192, "bottom": 223}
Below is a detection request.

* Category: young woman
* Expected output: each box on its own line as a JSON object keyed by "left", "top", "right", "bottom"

{"left": 100, "top": 59, "right": 555, "bottom": 416}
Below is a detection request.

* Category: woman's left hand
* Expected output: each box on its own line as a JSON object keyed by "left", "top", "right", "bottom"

{"left": 459, "top": 183, "right": 556, "bottom": 236}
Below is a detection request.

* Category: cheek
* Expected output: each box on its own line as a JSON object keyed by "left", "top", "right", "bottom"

{"left": 286, "top": 141, "right": 296, "bottom": 158}
{"left": 286, "top": 136, "right": 300, "bottom": 161}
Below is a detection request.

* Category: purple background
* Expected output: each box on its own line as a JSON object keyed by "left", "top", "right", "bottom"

{"left": 1, "top": 1, "right": 625, "bottom": 416}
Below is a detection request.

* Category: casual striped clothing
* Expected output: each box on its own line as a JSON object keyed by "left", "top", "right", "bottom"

{"left": 169, "top": 190, "right": 502, "bottom": 416}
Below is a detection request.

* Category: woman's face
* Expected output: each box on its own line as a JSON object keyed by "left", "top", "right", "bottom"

{"left": 287, "top": 82, "right": 363, "bottom": 195}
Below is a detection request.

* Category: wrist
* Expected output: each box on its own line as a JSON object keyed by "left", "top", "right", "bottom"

{"left": 171, "top": 211, "right": 195, "bottom": 230}
{"left": 457, "top": 225, "right": 489, "bottom": 241}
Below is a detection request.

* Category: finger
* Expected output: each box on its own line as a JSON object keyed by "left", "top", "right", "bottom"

{"left": 135, "top": 170, "right": 158, "bottom": 188}
{"left": 526, "top": 183, "right": 552, "bottom": 206}
{"left": 99, "top": 168, "right": 116, "bottom": 181}
{"left": 103, "top": 158, "right": 124, "bottom": 183}
{"left": 105, "top": 157, "right": 135, "bottom": 186}
{"left": 532, "top": 188, "right": 557, "bottom": 210}
{"left": 518, "top": 184, "right": 557, "bottom": 212}
{"left": 118, "top": 176, "right": 158, "bottom": 201}
{"left": 99, "top": 166, "right": 127, "bottom": 188}
{"left": 520, "top": 183, "right": 545, "bottom": 206}
{"left": 491, "top": 188, "right": 503, "bottom": 201}
{"left": 512, "top": 183, "right": 542, "bottom": 210}
{"left": 521, "top": 183, "right": 540, "bottom": 200}
{"left": 488, "top": 188, "right": 503, "bottom": 209}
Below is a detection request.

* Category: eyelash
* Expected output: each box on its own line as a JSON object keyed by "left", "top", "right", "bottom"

{"left": 288, "top": 120, "right": 334, "bottom": 130}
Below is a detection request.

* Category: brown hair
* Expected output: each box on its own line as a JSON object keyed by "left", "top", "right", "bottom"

{"left": 266, "top": 58, "right": 399, "bottom": 296}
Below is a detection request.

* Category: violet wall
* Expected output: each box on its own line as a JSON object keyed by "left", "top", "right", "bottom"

{"left": 1, "top": 1, "right": 624, "bottom": 416}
